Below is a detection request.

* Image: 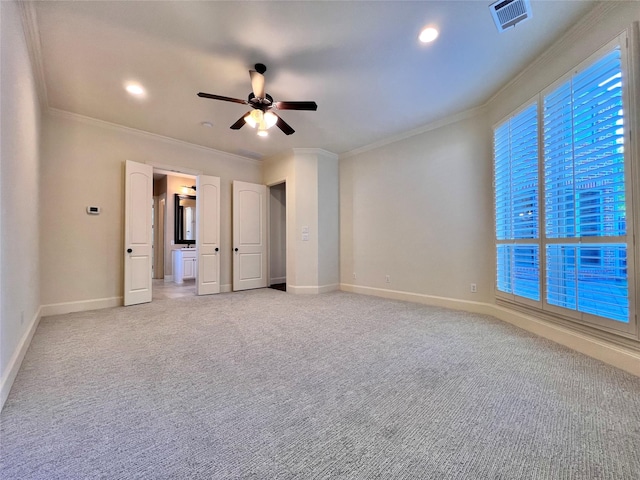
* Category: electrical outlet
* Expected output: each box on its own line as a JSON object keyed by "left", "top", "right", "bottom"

{"left": 470, "top": 283, "right": 477, "bottom": 293}
{"left": 385, "top": 275, "right": 391, "bottom": 283}
{"left": 352, "top": 273, "right": 357, "bottom": 279}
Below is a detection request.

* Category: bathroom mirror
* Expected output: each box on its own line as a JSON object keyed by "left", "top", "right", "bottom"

{"left": 174, "top": 194, "right": 196, "bottom": 245}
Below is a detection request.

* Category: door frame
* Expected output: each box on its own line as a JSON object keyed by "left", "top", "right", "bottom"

{"left": 267, "top": 178, "right": 289, "bottom": 291}
{"left": 124, "top": 162, "right": 203, "bottom": 302}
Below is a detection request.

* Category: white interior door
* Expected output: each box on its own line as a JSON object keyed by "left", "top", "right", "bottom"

{"left": 233, "top": 181, "right": 267, "bottom": 291}
{"left": 196, "top": 175, "right": 221, "bottom": 295}
{"left": 124, "top": 160, "right": 153, "bottom": 306}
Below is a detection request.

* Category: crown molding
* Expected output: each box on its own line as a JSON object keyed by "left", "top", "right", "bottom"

{"left": 340, "top": 104, "right": 486, "bottom": 159}
{"left": 46, "top": 108, "right": 262, "bottom": 166}
{"left": 18, "top": 0, "right": 48, "bottom": 110}
{"left": 292, "top": 148, "right": 338, "bottom": 160}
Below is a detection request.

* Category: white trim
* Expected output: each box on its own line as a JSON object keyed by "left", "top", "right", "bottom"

{"left": 630, "top": 21, "right": 640, "bottom": 341}
{"left": 318, "top": 283, "right": 339, "bottom": 294}
{"left": 151, "top": 165, "right": 201, "bottom": 178}
{"left": 491, "top": 305, "right": 640, "bottom": 378}
{"left": 288, "top": 283, "right": 339, "bottom": 294}
{"left": 221, "top": 284, "right": 232, "bottom": 293}
{"left": 18, "top": 1, "right": 48, "bottom": 109}
{"left": 46, "top": 108, "right": 263, "bottom": 166}
{"left": 340, "top": 284, "right": 491, "bottom": 314}
{"left": 339, "top": 283, "right": 640, "bottom": 378}
{"left": 164, "top": 275, "right": 174, "bottom": 282}
{"left": 40, "top": 297, "right": 122, "bottom": 317}
{"left": 292, "top": 148, "right": 338, "bottom": 160}
{"left": 1, "top": 307, "right": 42, "bottom": 411}
{"left": 340, "top": 105, "right": 486, "bottom": 159}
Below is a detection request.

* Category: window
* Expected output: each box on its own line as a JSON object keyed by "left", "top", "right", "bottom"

{"left": 494, "top": 36, "right": 634, "bottom": 331}
{"left": 494, "top": 104, "right": 540, "bottom": 302}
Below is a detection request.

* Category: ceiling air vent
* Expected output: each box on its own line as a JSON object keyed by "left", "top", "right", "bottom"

{"left": 490, "top": 0, "right": 532, "bottom": 32}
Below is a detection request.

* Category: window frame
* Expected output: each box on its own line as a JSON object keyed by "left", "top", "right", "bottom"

{"left": 493, "top": 32, "right": 637, "bottom": 338}
{"left": 494, "top": 98, "right": 542, "bottom": 310}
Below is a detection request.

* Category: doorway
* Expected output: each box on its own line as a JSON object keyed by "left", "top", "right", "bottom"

{"left": 125, "top": 161, "right": 221, "bottom": 305}
{"left": 269, "top": 182, "right": 286, "bottom": 291}
{"left": 152, "top": 171, "right": 198, "bottom": 298}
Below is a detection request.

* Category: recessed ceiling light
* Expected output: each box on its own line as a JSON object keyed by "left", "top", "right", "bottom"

{"left": 200, "top": 121, "right": 213, "bottom": 128}
{"left": 125, "top": 83, "right": 145, "bottom": 96}
{"left": 419, "top": 26, "right": 439, "bottom": 43}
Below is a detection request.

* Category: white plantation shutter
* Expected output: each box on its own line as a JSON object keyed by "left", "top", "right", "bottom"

{"left": 543, "top": 44, "right": 629, "bottom": 323}
{"left": 494, "top": 123, "right": 512, "bottom": 240}
{"left": 494, "top": 36, "right": 633, "bottom": 330}
{"left": 545, "top": 48, "right": 626, "bottom": 239}
{"left": 494, "top": 104, "right": 539, "bottom": 301}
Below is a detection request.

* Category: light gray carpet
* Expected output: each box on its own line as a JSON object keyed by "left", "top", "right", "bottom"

{"left": 1, "top": 290, "right": 639, "bottom": 479}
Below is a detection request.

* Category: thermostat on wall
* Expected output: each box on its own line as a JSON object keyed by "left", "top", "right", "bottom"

{"left": 86, "top": 206, "right": 101, "bottom": 215}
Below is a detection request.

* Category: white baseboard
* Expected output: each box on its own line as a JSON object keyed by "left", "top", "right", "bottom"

{"left": 288, "top": 283, "right": 339, "bottom": 294}
{"left": 340, "top": 283, "right": 640, "bottom": 378}
{"left": 1, "top": 307, "right": 42, "bottom": 411}
{"left": 40, "top": 296, "right": 123, "bottom": 317}
{"left": 164, "top": 275, "right": 174, "bottom": 282}
{"left": 490, "top": 305, "right": 640, "bottom": 377}
{"left": 340, "top": 283, "right": 490, "bottom": 313}
{"left": 221, "top": 284, "right": 232, "bottom": 293}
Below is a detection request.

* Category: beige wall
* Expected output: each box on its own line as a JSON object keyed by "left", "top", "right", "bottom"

{"left": 263, "top": 148, "right": 340, "bottom": 292}
{"left": 1, "top": 0, "right": 42, "bottom": 406}
{"left": 317, "top": 151, "right": 340, "bottom": 288}
{"left": 294, "top": 152, "right": 320, "bottom": 289}
{"left": 340, "top": 113, "right": 494, "bottom": 302}
{"left": 39, "top": 112, "right": 261, "bottom": 306}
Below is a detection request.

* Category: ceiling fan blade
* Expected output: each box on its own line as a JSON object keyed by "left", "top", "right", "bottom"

{"left": 275, "top": 101, "right": 317, "bottom": 111}
{"left": 230, "top": 111, "right": 251, "bottom": 130}
{"left": 273, "top": 113, "right": 295, "bottom": 135}
{"left": 197, "top": 92, "right": 248, "bottom": 105}
{"left": 249, "top": 70, "right": 265, "bottom": 99}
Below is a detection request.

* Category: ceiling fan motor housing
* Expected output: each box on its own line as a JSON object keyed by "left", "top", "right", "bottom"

{"left": 248, "top": 92, "right": 274, "bottom": 111}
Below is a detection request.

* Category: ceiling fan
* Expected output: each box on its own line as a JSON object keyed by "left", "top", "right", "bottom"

{"left": 197, "top": 63, "right": 317, "bottom": 136}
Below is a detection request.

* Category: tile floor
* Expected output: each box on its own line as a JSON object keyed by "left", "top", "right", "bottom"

{"left": 152, "top": 279, "right": 196, "bottom": 300}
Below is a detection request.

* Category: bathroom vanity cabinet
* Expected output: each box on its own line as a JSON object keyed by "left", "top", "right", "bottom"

{"left": 173, "top": 248, "right": 197, "bottom": 283}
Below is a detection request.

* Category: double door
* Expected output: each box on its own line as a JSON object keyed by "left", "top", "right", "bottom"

{"left": 124, "top": 161, "right": 221, "bottom": 305}
{"left": 124, "top": 162, "right": 267, "bottom": 305}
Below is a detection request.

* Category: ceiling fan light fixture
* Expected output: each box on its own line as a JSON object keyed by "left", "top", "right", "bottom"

{"left": 244, "top": 114, "right": 256, "bottom": 128}
{"left": 264, "top": 111, "right": 278, "bottom": 129}
{"left": 244, "top": 109, "right": 264, "bottom": 128}
{"left": 257, "top": 128, "right": 268, "bottom": 137}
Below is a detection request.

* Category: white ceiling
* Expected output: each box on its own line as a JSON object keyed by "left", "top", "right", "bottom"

{"left": 29, "top": 0, "right": 598, "bottom": 159}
